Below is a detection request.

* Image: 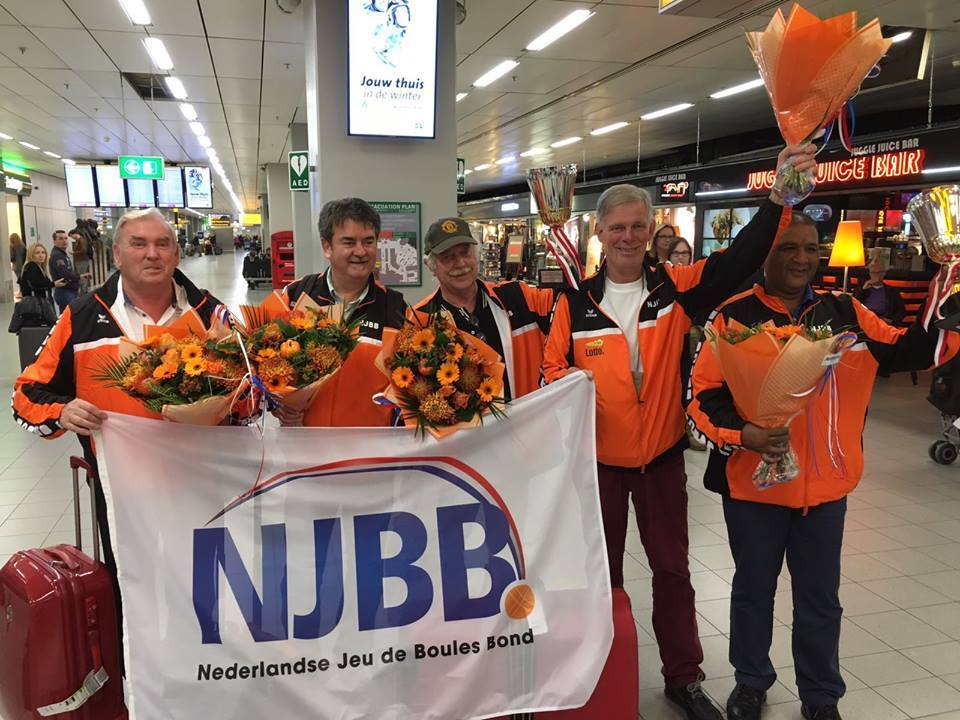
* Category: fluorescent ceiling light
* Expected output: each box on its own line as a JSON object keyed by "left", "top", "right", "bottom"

{"left": 473, "top": 163, "right": 493, "bottom": 171}
{"left": 501, "top": 202, "right": 520, "bottom": 211}
{"left": 495, "top": 154, "right": 516, "bottom": 165}
{"left": 143, "top": 37, "right": 173, "bottom": 70}
{"left": 473, "top": 60, "right": 518, "bottom": 88}
{"left": 189, "top": 122, "right": 205, "bottom": 136}
{"left": 463, "top": 169, "right": 473, "bottom": 175}
{"left": 197, "top": 135, "right": 212, "bottom": 148}
{"left": 456, "top": 92, "right": 468, "bottom": 102}
{"left": 179, "top": 103, "right": 197, "bottom": 121}
{"left": 695, "top": 188, "right": 748, "bottom": 196}
{"left": 43, "top": 151, "right": 61, "bottom": 158}
{"left": 205, "top": 146, "right": 218, "bottom": 157}
{"left": 61, "top": 158, "right": 76, "bottom": 165}
{"left": 590, "top": 121, "right": 629, "bottom": 136}
{"left": 520, "top": 147, "right": 548, "bottom": 157}
{"left": 891, "top": 31, "right": 912, "bottom": 43}
{"left": 0, "top": 131, "right": 12, "bottom": 140}
{"left": 923, "top": 166, "right": 960, "bottom": 175}
{"left": 641, "top": 103, "right": 694, "bottom": 120}
{"left": 164, "top": 76, "right": 188, "bottom": 100}
{"left": 18, "top": 141, "right": 39, "bottom": 150}
{"left": 550, "top": 136, "right": 581, "bottom": 148}
{"left": 526, "top": 9, "right": 594, "bottom": 51}
{"left": 118, "top": 0, "right": 151, "bottom": 25}
{"left": 710, "top": 77, "right": 764, "bottom": 99}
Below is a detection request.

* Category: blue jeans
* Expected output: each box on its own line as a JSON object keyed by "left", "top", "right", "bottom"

{"left": 54, "top": 287, "right": 78, "bottom": 314}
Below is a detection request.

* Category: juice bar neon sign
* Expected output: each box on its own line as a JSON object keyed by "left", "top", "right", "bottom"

{"left": 746, "top": 149, "right": 925, "bottom": 191}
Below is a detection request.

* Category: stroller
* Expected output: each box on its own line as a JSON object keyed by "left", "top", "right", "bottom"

{"left": 927, "top": 354, "right": 960, "bottom": 465}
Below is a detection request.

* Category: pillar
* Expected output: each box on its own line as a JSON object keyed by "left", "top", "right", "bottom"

{"left": 0, "top": 183, "right": 12, "bottom": 303}
{"left": 290, "top": 122, "right": 319, "bottom": 275}
{"left": 265, "top": 163, "right": 292, "bottom": 238}
{"left": 303, "top": 0, "right": 458, "bottom": 304}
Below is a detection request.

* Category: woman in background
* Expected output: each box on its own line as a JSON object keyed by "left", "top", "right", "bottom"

{"left": 649, "top": 223, "right": 677, "bottom": 263}
{"left": 9, "top": 233, "right": 26, "bottom": 279}
{"left": 19, "top": 243, "right": 65, "bottom": 298}
{"left": 667, "top": 237, "right": 693, "bottom": 266}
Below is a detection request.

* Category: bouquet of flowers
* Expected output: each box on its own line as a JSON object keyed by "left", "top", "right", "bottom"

{"left": 94, "top": 310, "right": 248, "bottom": 425}
{"left": 376, "top": 311, "right": 506, "bottom": 438}
{"left": 707, "top": 318, "right": 857, "bottom": 488}
{"left": 239, "top": 293, "right": 358, "bottom": 413}
{"left": 746, "top": 5, "right": 891, "bottom": 204}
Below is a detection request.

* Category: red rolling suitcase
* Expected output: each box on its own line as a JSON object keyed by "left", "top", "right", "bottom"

{"left": 0, "top": 457, "right": 126, "bottom": 720}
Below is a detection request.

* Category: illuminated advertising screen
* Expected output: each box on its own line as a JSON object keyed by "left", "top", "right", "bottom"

{"left": 65, "top": 165, "right": 97, "bottom": 207}
{"left": 347, "top": 0, "right": 438, "bottom": 138}
{"left": 126, "top": 178, "right": 156, "bottom": 207}
{"left": 94, "top": 165, "right": 126, "bottom": 207}
{"left": 157, "top": 167, "right": 185, "bottom": 208}
{"left": 184, "top": 166, "right": 213, "bottom": 209}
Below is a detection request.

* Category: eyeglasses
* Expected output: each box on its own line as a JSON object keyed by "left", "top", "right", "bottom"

{"left": 670, "top": 250, "right": 691, "bottom": 258}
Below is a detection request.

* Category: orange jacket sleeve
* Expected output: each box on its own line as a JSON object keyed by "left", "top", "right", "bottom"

{"left": 542, "top": 293, "right": 574, "bottom": 383}
{"left": 686, "top": 314, "right": 746, "bottom": 451}
{"left": 854, "top": 297, "right": 960, "bottom": 371}
{"left": 518, "top": 282, "right": 557, "bottom": 320}
{"left": 12, "top": 310, "right": 75, "bottom": 438}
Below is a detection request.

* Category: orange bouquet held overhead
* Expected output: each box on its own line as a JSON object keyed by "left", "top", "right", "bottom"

{"left": 707, "top": 319, "right": 858, "bottom": 488}
{"left": 746, "top": 5, "right": 892, "bottom": 205}
{"left": 375, "top": 311, "right": 507, "bottom": 439}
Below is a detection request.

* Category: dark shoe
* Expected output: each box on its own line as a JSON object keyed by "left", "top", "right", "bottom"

{"left": 802, "top": 704, "right": 842, "bottom": 720}
{"left": 665, "top": 680, "right": 724, "bottom": 720}
{"left": 726, "top": 683, "right": 766, "bottom": 720}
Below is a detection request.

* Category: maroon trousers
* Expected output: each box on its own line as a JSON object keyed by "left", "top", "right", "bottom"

{"left": 597, "top": 454, "right": 704, "bottom": 687}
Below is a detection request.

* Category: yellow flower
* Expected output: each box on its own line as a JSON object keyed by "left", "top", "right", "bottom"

{"left": 411, "top": 329, "right": 436, "bottom": 353}
{"left": 445, "top": 343, "right": 464, "bottom": 362}
{"left": 257, "top": 347, "right": 277, "bottom": 361}
{"left": 392, "top": 366, "right": 415, "bottom": 388}
{"left": 288, "top": 311, "right": 314, "bottom": 330}
{"left": 180, "top": 343, "right": 203, "bottom": 362}
{"left": 162, "top": 348, "right": 180, "bottom": 367}
{"left": 184, "top": 359, "right": 206, "bottom": 376}
{"left": 436, "top": 362, "right": 460, "bottom": 386}
{"left": 280, "top": 339, "right": 301, "bottom": 358}
{"left": 476, "top": 377, "right": 499, "bottom": 403}
{"left": 421, "top": 391, "right": 455, "bottom": 424}
{"left": 152, "top": 363, "right": 176, "bottom": 380}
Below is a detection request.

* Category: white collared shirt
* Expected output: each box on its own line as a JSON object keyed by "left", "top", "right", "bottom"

{"left": 327, "top": 274, "right": 369, "bottom": 320}
{"left": 110, "top": 276, "right": 191, "bottom": 341}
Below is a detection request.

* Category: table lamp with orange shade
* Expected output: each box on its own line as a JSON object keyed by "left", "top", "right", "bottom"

{"left": 829, "top": 220, "right": 865, "bottom": 293}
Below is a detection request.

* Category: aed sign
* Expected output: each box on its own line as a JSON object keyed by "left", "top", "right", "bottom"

{"left": 289, "top": 151, "right": 310, "bottom": 191}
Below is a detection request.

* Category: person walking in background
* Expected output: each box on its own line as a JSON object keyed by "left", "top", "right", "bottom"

{"left": 49, "top": 230, "right": 85, "bottom": 313}
{"left": 9, "top": 232, "right": 26, "bottom": 280}
{"left": 649, "top": 223, "right": 677, "bottom": 263}
{"left": 19, "top": 243, "right": 65, "bottom": 299}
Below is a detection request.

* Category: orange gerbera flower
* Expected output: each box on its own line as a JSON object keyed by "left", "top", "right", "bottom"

{"left": 180, "top": 343, "right": 203, "bottom": 362}
{"left": 288, "top": 311, "right": 314, "bottom": 330}
{"left": 436, "top": 362, "right": 460, "bottom": 386}
{"left": 280, "top": 339, "right": 301, "bottom": 358}
{"left": 476, "top": 377, "right": 499, "bottom": 403}
{"left": 445, "top": 343, "right": 464, "bottom": 362}
{"left": 769, "top": 325, "right": 804, "bottom": 340}
{"left": 162, "top": 348, "right": 180, "bottom": 367}
{"left": 392, "top": 366, "right": 415, "bottom": 388}
{"left": 153, "top": 363, "right": 177, "bottom": 380}
{"left": 257, "top": 347, "right": 277, "bottom": 361}
{"left": 411, "top": 329, "right": 436, "bottom": 352}
{"left": 184, "top": 359, "right": 206, "bottom": 376}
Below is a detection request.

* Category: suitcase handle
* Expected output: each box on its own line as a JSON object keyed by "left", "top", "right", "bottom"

{"left": 70, "top": 456, "right": 101, "bottom": 563}
{"left": 45, "top": 547, "right": 81, "bottom": 571}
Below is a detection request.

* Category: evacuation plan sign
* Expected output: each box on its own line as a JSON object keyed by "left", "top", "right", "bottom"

{"left": 119, "top": 155, "right": 164, "bottom": 180}
{"left": 289, "top": 151, "right": 310, "bottom": 191}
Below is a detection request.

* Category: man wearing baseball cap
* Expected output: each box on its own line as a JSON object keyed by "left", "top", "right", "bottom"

{"left": 414, "top": 217, "right": 556, "bottom": 400}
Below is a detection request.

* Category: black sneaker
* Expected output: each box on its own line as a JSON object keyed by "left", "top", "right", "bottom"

{"left": 726, "top": 683, "right": 766, "bottom": 720}
{"left": 664, "top": 680, "right": 724, "bottom": 720}
{"left": 802, "top": 704, "right": 842, "bottom": 720}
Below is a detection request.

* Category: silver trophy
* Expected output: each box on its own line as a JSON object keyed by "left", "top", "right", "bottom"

{"left": 907, "top": 186, "right": 960, "bottom": 328}
{"left": 527, "top": 165, "right": 577, "bottom": 226}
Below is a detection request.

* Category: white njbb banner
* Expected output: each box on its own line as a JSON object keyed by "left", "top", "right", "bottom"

{"left": 97, "top": 372, "right": 612, "bottom": 720}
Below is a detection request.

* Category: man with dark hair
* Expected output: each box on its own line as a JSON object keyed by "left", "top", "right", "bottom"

{"left": 687, "top": 215, "right": 960, "bottom": 720}
{"left": 49, "top": 229, "right": 84, "bottom": 312}
{"left": 279, "top": 197, "right": 407, "bottom": 426}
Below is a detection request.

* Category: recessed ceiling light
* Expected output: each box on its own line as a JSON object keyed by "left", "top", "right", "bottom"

{"left": 473, "top": 163, "right": 493, "bottom": 171}
{"left": 164, "top": 76, "right": 188, "bottom": 100}
{"left": 520, "top": 147, "right": 549, "bottom": 157}
{"left": 18, "top": 141, "right": 39, "bottom": 150}
{"left": 43, "top": 150, "right": 61, "bottom": 158}
{"left": 495, "top": 154, "right": 516, "bottom": 165}
{"left": 710, "top": 77, "right": 764, "bottom": 99}
{"left": 197, "top": 135, "right": 212, "bottom": 148}
{"left": 590, "top": 121, "right": 629, "bottom": 136}
{"left": 0, "top": 131, "right": 12, "bottom": 140}
{"left": 118, "top": 0, "right": 151, "bottom": 25}
{"left": 189, "top": 122, "right": 205, "bottom": 136}
{"left": 473, "top": 60, "right": 518, "bottom": 88}
{"left": 641, "top": 103, "right": 694, "bottom": 120}
{"left": 61, "top": 158, "right": 76, "bottom": 165}
{"left": 456, "top": 92, "right": 468, "bottom": 102}
{"left": 526, "top": 9, "right": 594, "bottom": 51}
{"left": 550, "top": 136, "right": 581, "bottom": 148}
{"left": 142, "top": 37, "right": 173, "bottom": 71}
{"left": 891, "top": 31, "right": 912, "bottom": 43}
{"left": 179, "top": 103, "right": 198, "bottom": 121}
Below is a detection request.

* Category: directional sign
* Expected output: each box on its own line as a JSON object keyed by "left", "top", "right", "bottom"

{"left": 289, "top": 151, "right": 309, "bottom": 191}
{"left": 457, "top": 157, "right": 465, "bottom": 196}
{"left": 118, "top": 155, "right": 164, "bottom": 180}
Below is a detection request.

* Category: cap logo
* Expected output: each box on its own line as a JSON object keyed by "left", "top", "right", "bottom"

{"left": 441, "top": 220, "right": 458, "bottom": 234}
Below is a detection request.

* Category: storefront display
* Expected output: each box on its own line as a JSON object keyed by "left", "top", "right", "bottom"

{"left": 700, "top": 206, "right": 760, "bottom": 256}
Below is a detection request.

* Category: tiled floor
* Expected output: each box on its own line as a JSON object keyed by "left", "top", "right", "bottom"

{"left": 3, "top": 250, "right": 960, "bottom": 719}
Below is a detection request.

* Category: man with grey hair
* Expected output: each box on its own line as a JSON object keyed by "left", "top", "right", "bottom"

{"left": 13, "top": 206, "right": 224, "bottom": 660}
{"left": 543, "top": 145, "right": 816, "bottom": 720}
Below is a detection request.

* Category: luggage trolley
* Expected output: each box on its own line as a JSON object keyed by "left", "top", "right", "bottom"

{"left": 927, "top": 355, "right": 960, "bottom": 465}
{"left": 242, "top": 248, "right": 272, "bottom": 289}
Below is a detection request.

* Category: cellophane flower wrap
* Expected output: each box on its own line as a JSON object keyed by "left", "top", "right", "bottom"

{"left": 707, "top": 318, "right": 857, "bottom": 488}
{"left": 239, "top": 291, "right": 359, "bottom": 413}
{"left": 94, "top": 309, "right": 249, "bottom": 425}
{"left": 375, "top": 310, "right": 507, "bottom": 438}
{"left": 746, "top": 5, "right": 892, "bottom": 203}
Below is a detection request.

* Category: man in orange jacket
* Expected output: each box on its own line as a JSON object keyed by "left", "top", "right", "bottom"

{"left": 543, "top": 145, "right": 816, "bottom": 720}
{"left": 415, "top": 217, "right": 556, "bottom": 400}
{"left": 279, "top": 197, "right": 407, "bottom": 426}
{"left": 687, "top": 215, "right": 960, "bottom": 720}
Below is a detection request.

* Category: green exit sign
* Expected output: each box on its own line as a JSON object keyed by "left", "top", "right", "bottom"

{"left": 118, "top": 155, "right": 164, "bottom": 180}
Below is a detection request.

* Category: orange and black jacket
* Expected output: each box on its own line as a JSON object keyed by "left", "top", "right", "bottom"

{"left": 687, "top": 285, "right": 960, "bottom": 509}
{"left": 543, "top": 199, "right": 791, "bottom": 469}
{"left": 414, "top": 280, "right": 556, "bottom": 399}
{"left": 284, "top": 270, "right": 407, "bottom": 426}
{"left": 12, "top": 269, "right": 220, "bottom": 440}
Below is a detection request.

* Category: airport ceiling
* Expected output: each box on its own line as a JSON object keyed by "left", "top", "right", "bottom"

{"left": 0, "top": 0, "right": 957, "bottom": 213}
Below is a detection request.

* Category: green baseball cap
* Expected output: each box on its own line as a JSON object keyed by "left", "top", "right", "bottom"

{"left": 425, "top": 217, "right": 477, "bottom": 256}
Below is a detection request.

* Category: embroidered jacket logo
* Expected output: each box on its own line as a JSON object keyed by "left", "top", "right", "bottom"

{"left": 585, "top": 338, "right": 604, "bottom": 357}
